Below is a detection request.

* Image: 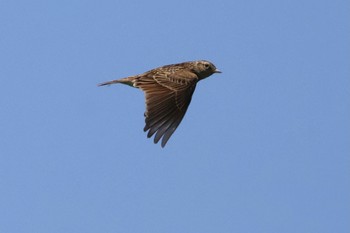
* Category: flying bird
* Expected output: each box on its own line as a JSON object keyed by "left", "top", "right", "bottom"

{"left": 98, "top": 60, "right": 221, "bottom": 147}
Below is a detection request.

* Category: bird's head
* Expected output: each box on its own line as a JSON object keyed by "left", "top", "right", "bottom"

{"left": 192, "top": 60, "right": 221, "bottom": 79}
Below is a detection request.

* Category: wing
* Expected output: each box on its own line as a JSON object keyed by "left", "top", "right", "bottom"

{"left": 135, "top": 70, "right": 198, "bottom": 147}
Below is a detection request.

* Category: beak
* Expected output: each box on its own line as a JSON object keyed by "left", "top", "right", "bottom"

{"left": 214, "top": 69, "right": 222, "bottom": 73}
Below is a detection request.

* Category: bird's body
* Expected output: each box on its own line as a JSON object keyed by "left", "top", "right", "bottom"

{"left": 99, "top": 60, "right": 221, "bottom": 147}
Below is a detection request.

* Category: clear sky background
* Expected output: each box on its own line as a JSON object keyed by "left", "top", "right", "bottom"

{"left": 1, "top": 0, "right": 349, "bottom": 232}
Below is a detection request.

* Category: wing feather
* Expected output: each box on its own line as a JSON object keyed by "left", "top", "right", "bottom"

{"left": 135, "top": 70, "right": 198, "bottom": 147}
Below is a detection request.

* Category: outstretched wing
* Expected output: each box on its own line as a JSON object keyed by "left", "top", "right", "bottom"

{"left": 135, "top": 70, "right": 198, "bottom": 147}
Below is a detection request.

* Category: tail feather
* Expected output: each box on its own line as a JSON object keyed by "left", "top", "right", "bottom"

{"left": 97, "top": 76, "right": 136, "bottom": 87}
{"left": 97, "top": 80, "right": 121, "bottom": 86}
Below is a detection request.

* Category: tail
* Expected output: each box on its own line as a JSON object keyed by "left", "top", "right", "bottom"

{"left": 97, "top": 76, "right": 136, "bottom": 87}
{"left": 97, "top": 79, "right": 122, "bottom": 86}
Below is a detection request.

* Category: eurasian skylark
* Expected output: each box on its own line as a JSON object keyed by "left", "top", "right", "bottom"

{"left": 98, "top": 60, "right": 221, "bottom": 147}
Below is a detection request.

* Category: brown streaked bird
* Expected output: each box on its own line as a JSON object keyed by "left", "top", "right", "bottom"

{"left": 98, "top": 60, "right": 221, "bottom": 147}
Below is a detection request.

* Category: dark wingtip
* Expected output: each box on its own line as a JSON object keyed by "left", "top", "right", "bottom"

{"left": 161, "top": 141, "right": 166, "bottom": 148}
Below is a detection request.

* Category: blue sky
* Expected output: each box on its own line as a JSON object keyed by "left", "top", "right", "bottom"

{"left": 1, "top": 0, "right": 349, "bottom": 232}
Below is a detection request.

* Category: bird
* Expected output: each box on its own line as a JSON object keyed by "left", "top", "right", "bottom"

{"left": 98, "top": 60, "right": 221, "bottom": 147}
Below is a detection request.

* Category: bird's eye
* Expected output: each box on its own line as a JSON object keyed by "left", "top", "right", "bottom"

{"left": 204, "top": 63, "right": 210, "bottom": 69}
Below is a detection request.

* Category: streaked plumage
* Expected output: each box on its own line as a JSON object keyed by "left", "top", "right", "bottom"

{"left": 98, "top": 60, "right": 221, "bottom": 147}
